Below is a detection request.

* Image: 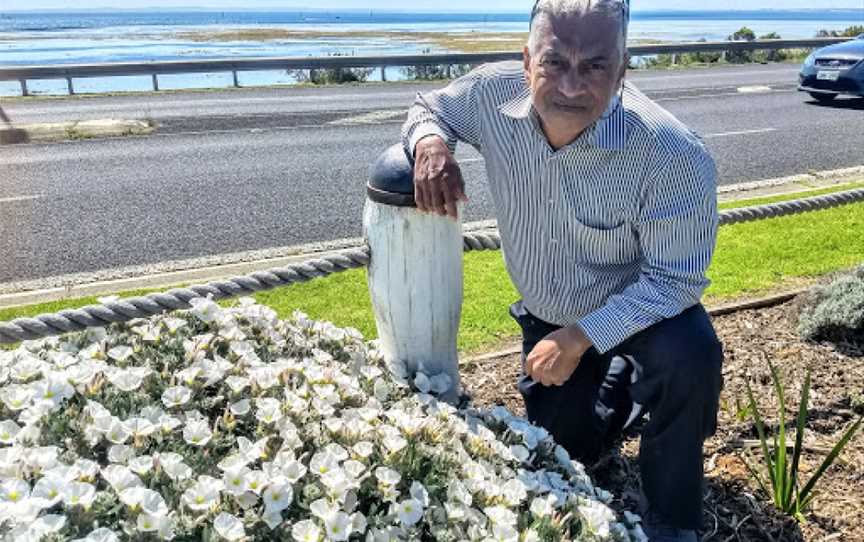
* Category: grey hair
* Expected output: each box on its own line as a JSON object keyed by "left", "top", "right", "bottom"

{"left": 527, "top": 0, "right": 630, "bottom": 57}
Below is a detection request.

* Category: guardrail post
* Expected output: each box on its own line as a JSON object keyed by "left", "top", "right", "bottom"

{"left": 364, "top": 143, "right": 464, "bottom": 404}
{"left": 19, "top": 79, "right": 28, "bottom": 97}
{"left": 380, "top": 66, "right": 387, "bottom": 82}
{"left": 66, "top": 77, "right": 74, "bottom": 95}
{"left": 152, "top": 74, "right": 159, "bottom": 92}
{"left": 232, "top": 70, "right": 240, "bottom": 88}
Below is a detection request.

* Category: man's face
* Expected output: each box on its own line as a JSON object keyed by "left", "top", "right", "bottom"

{"left": 523, "top": 12, "right": 628, "bottom": 148}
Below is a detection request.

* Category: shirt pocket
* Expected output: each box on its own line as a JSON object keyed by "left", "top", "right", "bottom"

{"left": 560, "top": 215, "right": 640, "bottom": 267}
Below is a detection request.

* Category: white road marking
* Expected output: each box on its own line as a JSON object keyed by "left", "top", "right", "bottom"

{"left": 459, "top": 158, "right": 484, "bottom": 164}
{"left": 703, "top": 128, "right": 778, "bottom": 138}
{"left": 737, "top": 85, "right": 773, "bottom": 93}
{"left": 0, "top": 195, "right": 43, "bottom": 204}
{"left": 329, "top": 110, "right": 405, "bottom": 126}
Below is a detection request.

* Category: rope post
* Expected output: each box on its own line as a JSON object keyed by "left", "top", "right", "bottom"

{"left": 232, "top": 70, "right": 240, "bottom": 88}
{"left": 19, "top": 79, "right": 29, "bottom": 97}
{"left": 380, "top": 66, "right": 387, "bottom": 82}
{"left": 364, "top": 143, "right": 464, "bottom": 404}
{"left": 152, "top": 74, "right": 159, "bottom": 92}
{"left": 66, "top": 77, "right": 74, "bottom": 95}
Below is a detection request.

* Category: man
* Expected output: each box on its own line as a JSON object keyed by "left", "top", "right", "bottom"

{"left": 400, "top": 1, "right": 723, "bottom": 541}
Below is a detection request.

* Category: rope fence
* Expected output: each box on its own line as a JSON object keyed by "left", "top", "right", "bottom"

{"left": 2, "top": 187, "right": 864, "bottom": 344}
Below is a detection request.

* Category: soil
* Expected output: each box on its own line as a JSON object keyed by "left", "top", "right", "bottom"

{"left": 461, "top": 300, "right": 864, "bottom": 542}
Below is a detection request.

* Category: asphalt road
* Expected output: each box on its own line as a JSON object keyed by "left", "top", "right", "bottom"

{"left": 1, "top": 63, "right": 863, "bottom": 286}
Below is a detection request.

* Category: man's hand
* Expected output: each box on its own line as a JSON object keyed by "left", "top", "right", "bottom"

{"left": 413, "top": 135, "right": 468, "bottom": 220}
{"left": 526, "top": 325, "right": 593, "bottom": 387}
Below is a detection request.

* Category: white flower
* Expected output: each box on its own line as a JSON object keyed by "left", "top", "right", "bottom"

{"left": 105, "top": 419, "right": 131, "bottom": 444}
{"left": 140, "top": 489, "right": 169, "bottom": 517}
{"left": 137, "top": 513, "right": 167, "bottom": 533}
{"left": 382, "top": 433, "right": 407, "bottom": 454}
{"left": 238, "top": 436, "right": 269, "bottom": 461}
{"left": 223, "top": 466, "right": 251, "bottom": 496}
{"left": 530, "top": 494, "right": 557, "bottom": 517}
{"left": 32, "top": 375, "right": 75, "bottom": 407}
{"left": 374, "top": 467, "right": 400, "bottom": 486}
{"left": 129, "top": 455, "right": 154, "bottom": 475}
{"left": 245, "top": 470, "right": 268, "bottom": 495}
{"left": 31, "top": 476, "right": 63, "bottom": 507}
{"left": 161, "top": 386, "right": 192, "bottom": 408}
{"left": 263, "top": 478, "right": 293, "bottom": 512}
{"left": 485, "top": 506, "right": 517, "bottom": 528}
{"left": 62, "top": 482, "right": 97, "bottom": 508}
{"left": 324, "top": 511, "right": 351, "bottom": 541}
{"left": 183, "top": 419, "right": 213, "bottom": 446}
{"left": 1, "top": 385, "right": 33, "bottom": 411}
{"left": 262, "top": 509, "right": 284, "bottom": 530}
{"left": 396, "top": 498, "right": 424, "bottom": 526}
{"left": 230, "top": 399, "right": 251, "bottom": 416}
{"left": 189, "top": 297, "right": 222, "bottom": 323}
{"left": 1, "top": 478, "right": 29, "bottom": 503}
{"left": 292, "top": 519, "right": 321, "bottom": 542}
{"left": 158, "top": 452, "right": 193, "bottom": 482}
{"left": 410, "top": 481, "right": 429, "bottom": 507}
{"left": 107, "top": 345, "right": 134, "bottom": 363}
{"left": 101, "top": 465, "right": 143, "bottom": 492}
{"left": 0, "top": 420, "right": 21, "bottom": 444}
{"left": 108, "top": 444, "right": 135, "bottom": 464}
{"left": 255, "top": 397, "right": 283, "bottom": 424}
{"left": 310, "top": 451, "right": 340, "bottom": 477}
{"left": 182, "top": 476, "right": 223, "bottom": 512}
{"left": 579, "top": 500, "right": 615, "bottom": 538}
{"left": 125, "top": 417, "right": 157, "bottom": 438}
{"left": 107, "top": 367, "right": 150, "bottom": 392}
{"left": 213, "top": 512, "right": 245, "bottom": 541}
{"left": 352, "top": 441, "right": 375, "bottom": 459}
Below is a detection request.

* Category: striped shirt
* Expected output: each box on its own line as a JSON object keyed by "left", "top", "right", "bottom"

{"left": 401, "top": 61, "right": 719, "bottom": 354}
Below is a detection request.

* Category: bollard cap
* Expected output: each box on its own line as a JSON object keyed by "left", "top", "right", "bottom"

{"left": 368, "top": 143, "right": 416, "bottom": 207}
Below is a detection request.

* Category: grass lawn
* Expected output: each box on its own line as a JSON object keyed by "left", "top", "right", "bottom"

{"left": 2, "top": 185, "right": 864, "bottom": 353}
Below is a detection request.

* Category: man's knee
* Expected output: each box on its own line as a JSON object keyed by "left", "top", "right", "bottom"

{"left": 622, "top": 305, "right": 724, "bottom": 402}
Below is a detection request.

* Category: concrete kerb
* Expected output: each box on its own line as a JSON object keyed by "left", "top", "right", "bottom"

{"left": 0, "top": 166, "right": 862, "bottom": 311}
{"left": 0, "top": 119, "right": 155, "bottom": 144}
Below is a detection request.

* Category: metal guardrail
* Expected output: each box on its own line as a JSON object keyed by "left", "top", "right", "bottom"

{"left": 0, "top": 38, "right": 851, "bottom": 96}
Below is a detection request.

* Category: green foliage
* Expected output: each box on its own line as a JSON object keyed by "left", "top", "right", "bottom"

{"left": 816, "top": 25, "right": 864, "bottom": 38}
{"left": 400, "top": 48, "right": 474, "bottom": 80}
{"left": 742, "top": 363, "right": 864, "bottom": 520}
{"left": 727, "top": 26, "right": 757, "bottom": 63}
{"left": 755, "top": 33, "right": 788, "bottom": 63}
{"left": 797, "top": 266, "right": 864, "bottom": 345}
{"left": 290, "top": 52, "right": 373, "bottom": 85}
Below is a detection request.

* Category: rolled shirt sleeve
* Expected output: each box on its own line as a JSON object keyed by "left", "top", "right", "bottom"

{"left": 401, "top": 67, "right": 485, "bottom": 157}
{"left": 577, "top": 144, "right": 720, "bottom": 354}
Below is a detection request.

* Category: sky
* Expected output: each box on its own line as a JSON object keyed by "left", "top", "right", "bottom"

{"left": 2, "top": 0, "right": 863, "bottom": 12}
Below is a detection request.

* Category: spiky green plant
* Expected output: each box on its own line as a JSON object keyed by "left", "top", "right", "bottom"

{"left": 742, "top": 363, "right": 863, "bottom": 520}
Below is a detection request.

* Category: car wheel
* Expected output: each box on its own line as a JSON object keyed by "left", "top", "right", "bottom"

{"left": 809, "top": 92, "right": 837, "bottom": 102}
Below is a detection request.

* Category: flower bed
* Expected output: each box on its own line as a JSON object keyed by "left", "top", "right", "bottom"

{"left": 0, "top": 298, "right": 643, "bottom": 541}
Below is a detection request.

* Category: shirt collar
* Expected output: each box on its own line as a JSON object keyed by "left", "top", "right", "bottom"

{"left": 498, "top": 85, "right": 628, "bottom": 151}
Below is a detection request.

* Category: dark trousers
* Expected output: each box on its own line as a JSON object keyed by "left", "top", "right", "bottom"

{"left": 510, "top": 301, "right": 724, "bottom": 530}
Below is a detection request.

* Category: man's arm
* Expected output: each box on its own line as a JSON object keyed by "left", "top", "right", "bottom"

{"left": 401, "top": 69, "right": 486, "bottom": 219}
{"left": 576, "top": 145, "right": 719, "bottom": 354}
{"left": 402, "top": 68, "right": 485, "bottom": 157}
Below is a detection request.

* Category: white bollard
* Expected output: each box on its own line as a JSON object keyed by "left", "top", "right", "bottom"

{"left": 364, "top": 144, "right": 464, "bottom": 404}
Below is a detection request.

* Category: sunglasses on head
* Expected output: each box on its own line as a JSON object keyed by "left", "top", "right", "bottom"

{"left": 529, "top": 0, "right": 631, "bottom": 28}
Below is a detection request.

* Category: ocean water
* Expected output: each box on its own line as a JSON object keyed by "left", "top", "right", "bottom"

{"left": 1, "top": 9, "right": 862, "bottom": 96}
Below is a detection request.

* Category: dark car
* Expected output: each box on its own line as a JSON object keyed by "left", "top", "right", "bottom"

{"left": 798, "top": 35, "right": 864, "bottom": 102}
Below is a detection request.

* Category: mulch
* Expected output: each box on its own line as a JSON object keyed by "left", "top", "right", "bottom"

{"left": 461, "top": 299, "right": 864, "bottom": 542}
